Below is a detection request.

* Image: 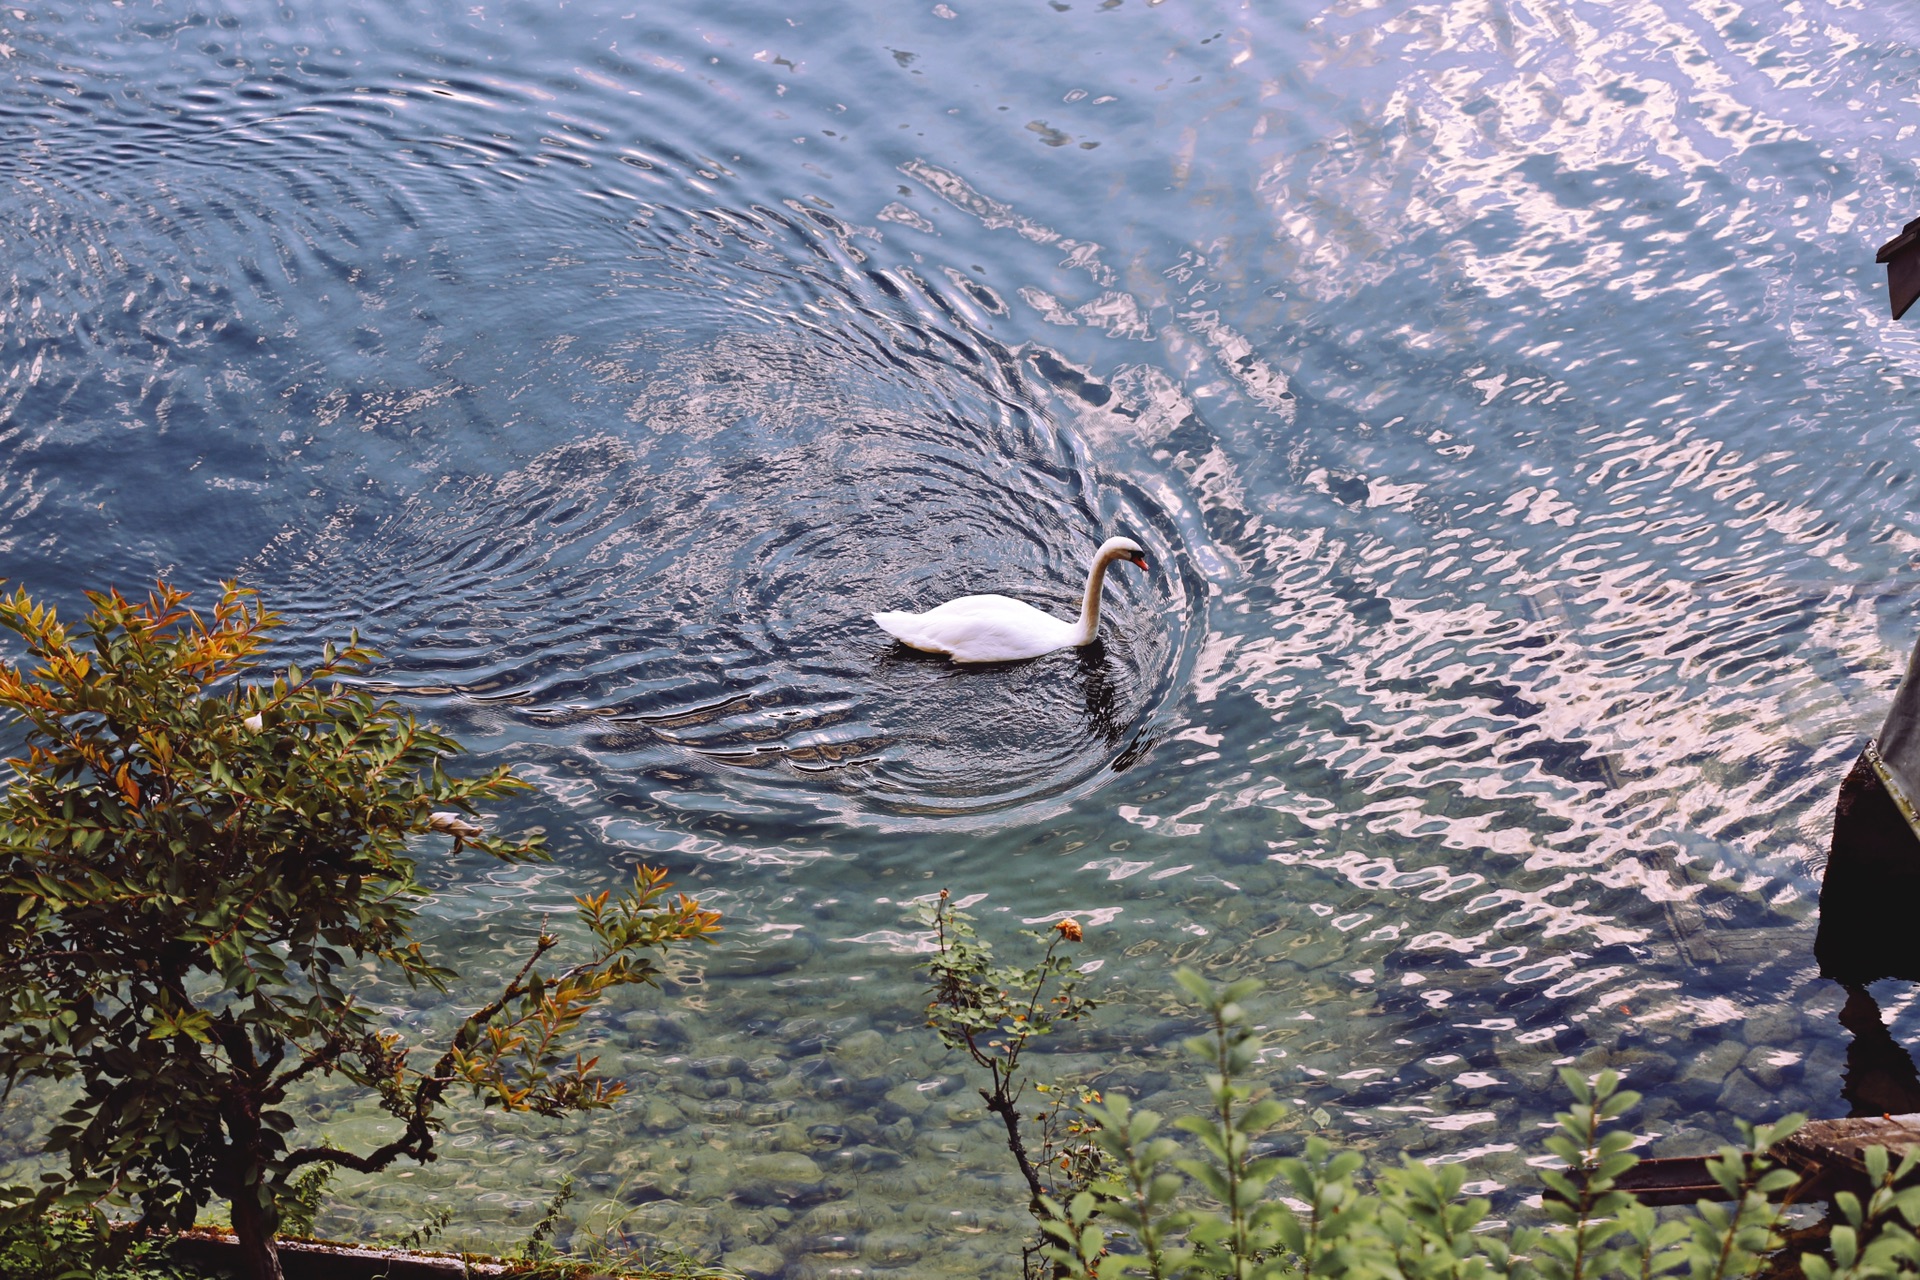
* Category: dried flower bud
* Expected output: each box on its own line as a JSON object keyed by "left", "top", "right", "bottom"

{"left": 1053, "top": 918, "right": 1083, "bottom": 942}
{"left": 428, "top": 811, "right": 485, "bottom": 840}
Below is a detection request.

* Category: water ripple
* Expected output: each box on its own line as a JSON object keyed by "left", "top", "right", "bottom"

{"left": 250, "top": 199, "right": 1200, "bottom": 828}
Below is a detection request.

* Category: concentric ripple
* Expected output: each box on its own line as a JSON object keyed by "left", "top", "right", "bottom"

{"left": 258, "top": 199, "right": 1199, "bottom": 827}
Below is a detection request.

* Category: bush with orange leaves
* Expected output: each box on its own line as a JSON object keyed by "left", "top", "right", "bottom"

{"left": 0, "top": 582, "right": 720, "bottom": 1280}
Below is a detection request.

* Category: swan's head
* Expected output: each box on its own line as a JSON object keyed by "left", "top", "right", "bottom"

{"left": 1099, "top": 535, "right": 1149, "bottom": 570}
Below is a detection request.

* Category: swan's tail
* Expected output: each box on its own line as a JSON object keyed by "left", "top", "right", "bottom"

{"left": 872, "top": 610, "right": 915, "bottom": 642}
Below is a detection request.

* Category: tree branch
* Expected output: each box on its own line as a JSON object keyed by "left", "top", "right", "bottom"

{"left": 984, "top": 1086, "right": 1046, "bottom": 1214}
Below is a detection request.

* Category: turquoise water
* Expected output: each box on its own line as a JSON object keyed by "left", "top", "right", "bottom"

{"left": 4, "top": 0, "right": 1920, "bottom": 1272}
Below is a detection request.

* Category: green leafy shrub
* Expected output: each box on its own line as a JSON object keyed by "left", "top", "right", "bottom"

{"left": 272, "top": 1162, "right": 333, "bottom": 1241}
{"left": 1038, "top": 969, "right": 1828, "bottom": 1280}
{"left": 920, "top": 899, "right": 1920, "bottom": 1280}
{"left": 0, "top": 1210, "right": 197, "bottom": 1280}
{"left": 0, "top": 582, "right": 722, "bottom": 1280}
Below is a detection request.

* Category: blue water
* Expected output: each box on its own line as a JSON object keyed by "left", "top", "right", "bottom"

{"left": 5, "top": 0, "right": 1920, "bottom": 1271}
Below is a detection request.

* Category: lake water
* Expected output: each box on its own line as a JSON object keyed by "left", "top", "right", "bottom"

{"left": 5, "top": 0, "right": 1920, "bottom": 1273}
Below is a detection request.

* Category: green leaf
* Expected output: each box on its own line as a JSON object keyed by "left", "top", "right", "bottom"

{"left": 1173, "top": 967, "right": 1216, "bottom": 1006}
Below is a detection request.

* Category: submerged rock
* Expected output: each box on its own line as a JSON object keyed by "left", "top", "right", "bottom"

{"left": 863, "top": 1231, "right": 926, "bottom": 1264}
{"left": 884, "top": 1081, "right": 936, "bottom": 1116}
{"left": 1716, "top": 1068, "right": 1775, "bottom": 1117}
{"left": 796, "top": 1232, "right": 860, "bottom": 1257}
{"left": 832, "top": 1029, "right": 893, "bottom": 1075}
{"left": 797, "top": 1201, "right": 874, "bottom": 1233}
{"left": 1742, "top": 1008, "right": 1804, "bottom": 1048}
{"left": 722, "top": 1244, "right": 786, "bottom": 1279}
{"left": 691, "top": 1055, "right": 751, "bottom": 1080}
{"left": 732, "top": 1151, "right": 844, "bottom": 1207}
{"left": 1607, "top": 1049, "right": 1679, "bottom": 1088}
{"left": 1742, "top": 1044, "right": 1793, "bottom": 1090}
{"left": 709, "top": 931, "right": 817, "bottom": 979}
{"left": 620, "top": 1170, "right": 682, "bottom": 1205}
{"left": 640, "top": 1096, "right": 685, "bottom": 1135}
{"left": 828, "top": 1143, "right": 904, "bottom": 1172}
{"left": 621, "top": 1013, "right": 692, "bottom": 1049}
{"left": 1677, "top": 1039, "right": 1748, "bottom": 1095}
{"left": 806, "top": 1123, "right": 856, "bottom": 1148}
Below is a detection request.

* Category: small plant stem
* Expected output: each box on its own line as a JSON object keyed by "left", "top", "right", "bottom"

{"left": 1132, "top": 1186, "right": 1169, "bottom": 1279}
{"left": 987, "top": 1077, "right": 1047, "bottom": 1214}
{"left": 1570, "top": 1100, "right": 1598, "bottom": 1280}
{"left": 1207, "top": 1009, "right": 1250, "bottom": 1278}
{"left": 1298, "top": 1192, "right": 1324, "bottom": 1280}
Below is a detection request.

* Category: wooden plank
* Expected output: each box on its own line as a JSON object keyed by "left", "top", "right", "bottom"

{"left": 166, "top": 1231, "right": 527, "bottom": 1280}
{"left": 1613, "top": 1155, "right": 1721, "bottom": 1206}
{"left": 1775, "top": 1113, "right": 1920, "bottom": 1190}
{"left": 1879, "top": 218, "right": 1920, "bottom": 320}
{"left": 1581, "top": 1115, "right": 1920, "bottom": 1207}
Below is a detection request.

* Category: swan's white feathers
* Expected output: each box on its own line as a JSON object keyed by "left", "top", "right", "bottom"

{"left": 873, "top": 594, "right": 1080, "bottom": 664}
{"left": 873, "top": 536, "right": 1147, "bottom": 664}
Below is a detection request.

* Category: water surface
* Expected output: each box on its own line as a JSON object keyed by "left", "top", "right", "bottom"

{"left": 5, "top": 0, "right": 1920, "bottom": 1272}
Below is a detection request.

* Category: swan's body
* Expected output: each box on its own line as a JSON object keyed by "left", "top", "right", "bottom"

{"left": 873, "top": 536, "right": 1149, "bottom": 663}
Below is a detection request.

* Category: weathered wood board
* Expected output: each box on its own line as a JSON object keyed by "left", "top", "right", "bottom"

{"left": 1774, "top": 1113, "right": 1920, "bottom": 1198}
{"left": 167, "top": 1230, "right": 522, "bottom": 1280}
{"left": 1610, "top": 1114, "right": 1920, "bottom": 1206}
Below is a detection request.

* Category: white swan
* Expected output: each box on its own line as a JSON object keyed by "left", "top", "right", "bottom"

{"left": 873, "top": 536, "right": 1150, "bottom": 663}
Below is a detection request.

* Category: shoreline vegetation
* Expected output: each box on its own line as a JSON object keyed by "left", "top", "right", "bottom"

{"left": 0, "top": 583, "right": 718, "bottom": 1280}
{"left": 14, "top": 917, "right": 1920, "bottom": 1280}
{"left": 3, "top": 582, "right": 1919, "bottom": 1280}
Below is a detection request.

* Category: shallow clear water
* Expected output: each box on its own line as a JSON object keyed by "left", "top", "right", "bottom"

{"left": 6, "top": 0, "right": 1920, "bottom": 1272}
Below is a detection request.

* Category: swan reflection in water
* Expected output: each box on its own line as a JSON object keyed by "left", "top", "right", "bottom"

{"left": 874, "top": 636, "right": 1141, "bottom": 761}
{"left": 1074, "top": 644, "right": 1158, "bottom": 772}
{"left": 1074, "top": 642, "right": 1130, "bottom": 752}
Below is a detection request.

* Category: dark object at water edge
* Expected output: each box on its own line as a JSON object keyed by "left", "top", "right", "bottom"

{"left": 166, "top": 1230, "right": 601, "bottom": 1280}
{"left": 1814, "top": 746, "right": 1920, "bottom": 984}
{"left": 1879, "top": 217, "right": 1920, "bottom": 320}
{"left": 1816, "top": 619, "right": 1920, "bottom": 984}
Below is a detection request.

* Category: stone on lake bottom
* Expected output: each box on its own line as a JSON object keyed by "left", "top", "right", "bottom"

{"left": 732, "top": 1151, "right": 843, "bottom": 1206}
{"left": 1716, "top": 1068, "right": 1775, "bottom": 1118}
{"left": 723, "top": 1244, "right": 786, "bottom": 1279}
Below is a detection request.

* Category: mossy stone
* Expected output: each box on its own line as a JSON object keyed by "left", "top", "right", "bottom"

{"left": 734, "top": 1151, "right": 838, "bottom": 1206}
{"left": 1741, "top": 1044, "right": 1790, "bottom": 1090}
{"left": 884, "top": 1081, "right": 935, "bottom": 1116}
{"left": 1678, "top": 1038, "right": 1748, "bottom": 1088}
{"left": 640, "top": 1096, "right": 685, "bottom": 1135}
{"left": 723, "top": 1244, "right": 786, "bottom": 1279}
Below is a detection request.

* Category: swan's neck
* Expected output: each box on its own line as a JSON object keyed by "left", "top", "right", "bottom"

{"left": 1072, "top": 551, "right": 1120, "bottom": 646}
